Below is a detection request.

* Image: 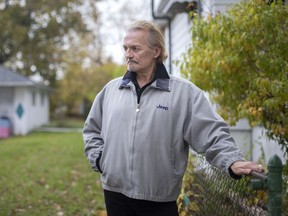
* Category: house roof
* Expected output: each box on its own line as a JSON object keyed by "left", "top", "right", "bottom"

{"left": 0, "top": 65, "right": 52, "bottom": 92}
{"left": 0, "top": 65, "right": 35, "bottom": 87}
{"left": 157, "top": 0, "right": 190, "bottom": 17}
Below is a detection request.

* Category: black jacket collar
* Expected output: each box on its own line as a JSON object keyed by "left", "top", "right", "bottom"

{"left": 119, "top": 63, "right": 170, "bottom": 92}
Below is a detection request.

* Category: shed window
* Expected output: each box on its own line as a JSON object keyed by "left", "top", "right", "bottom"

{"left": 41, "top": 92, "right": 45, "bottom": 106}
{"left": 32, "top": 91, "right": 36, "bottom": 106}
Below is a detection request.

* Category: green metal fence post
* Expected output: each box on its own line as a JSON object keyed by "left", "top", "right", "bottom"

{"left": 250, "top": 154, "right": 283, "bottom": 215}
{"left": 267, "top": 154, "right": 283, "bottom": 216}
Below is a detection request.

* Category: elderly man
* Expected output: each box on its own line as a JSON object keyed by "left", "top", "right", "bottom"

{"left": 83, "top": 20, "right": 264, "bottom": 216}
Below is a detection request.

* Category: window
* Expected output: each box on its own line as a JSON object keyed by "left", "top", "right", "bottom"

{"left": 32, "top": 91, "right": 36, "bottom": 106}
{"left": 41, "top": 92, "right": 45, "bottom": 106}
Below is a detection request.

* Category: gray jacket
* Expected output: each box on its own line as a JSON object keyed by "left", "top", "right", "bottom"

{"left": 83, "top": 67, "right": 245, "bottom": 202}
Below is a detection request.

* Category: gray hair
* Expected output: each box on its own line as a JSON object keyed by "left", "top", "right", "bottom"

{"left": 126, "top": 20, "right": 168, "bottom": 62}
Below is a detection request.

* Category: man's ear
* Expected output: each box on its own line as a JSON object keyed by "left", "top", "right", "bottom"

{"left": 153, "top": 47, "right": 161, "bottom": 59}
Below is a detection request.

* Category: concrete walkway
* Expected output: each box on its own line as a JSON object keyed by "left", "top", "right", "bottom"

{"left": 35, "top": 127, "right": 83, "bottom": 133}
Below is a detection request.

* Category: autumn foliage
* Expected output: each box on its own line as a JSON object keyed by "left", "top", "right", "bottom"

{"left": 180, "top": 0, "right": 288, "bottom": 154}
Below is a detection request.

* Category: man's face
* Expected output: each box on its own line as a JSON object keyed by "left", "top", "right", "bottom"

{"left": 123, "top": 29, "right": 159, "bottom": 73}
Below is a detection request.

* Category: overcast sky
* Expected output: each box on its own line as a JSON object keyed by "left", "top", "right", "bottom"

{"left": 96, "top": 0, "right": 152, "bottom": 64}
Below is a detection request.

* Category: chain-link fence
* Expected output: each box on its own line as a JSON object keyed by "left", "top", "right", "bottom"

{"left": 177, "top": 153, "right": 287, "bottom": 216}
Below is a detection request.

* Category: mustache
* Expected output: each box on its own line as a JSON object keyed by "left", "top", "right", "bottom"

{"left": 127, "top": 60, "right": 138, "bottom": 64}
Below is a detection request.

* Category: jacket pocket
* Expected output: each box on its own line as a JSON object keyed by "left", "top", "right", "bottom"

{"left": 96, "top": 151, "right": 103, "bottom": 173}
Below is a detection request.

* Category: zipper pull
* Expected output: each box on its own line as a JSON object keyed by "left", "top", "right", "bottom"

{"left": 136, "top": 104, "right": 140, "bottom": 112}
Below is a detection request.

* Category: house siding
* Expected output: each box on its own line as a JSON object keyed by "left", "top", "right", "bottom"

{"left": 199, "top": 0, "right": 243, "bottom": 17}
{"left": 29, "top": 89, "right": 49, "bottom": 129}
{"left": 0, "top": 88, "right": 14, "bottom": 117}
{"left": 13, "top": 87, "right": 29, "bottom": 135}
{"left": 171, "top": 14, "right": 192, "bottom": 76}
{"left": 11, "top": 87, "right": 49, "bottom": 135}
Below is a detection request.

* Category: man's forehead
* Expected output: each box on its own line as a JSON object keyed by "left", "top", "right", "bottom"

{"left": 125, "top": 29, "right": 148, "bottom": 38}
{"left": 123, "top": 30, "right": 148, "bottom": 44}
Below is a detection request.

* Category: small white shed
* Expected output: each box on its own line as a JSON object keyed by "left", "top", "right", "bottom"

{"left": 0, "top": 65, "right": 50, "bottom": 136}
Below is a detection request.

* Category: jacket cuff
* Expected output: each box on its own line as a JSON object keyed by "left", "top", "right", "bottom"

{"left": 228, "top": 166, "right": 242, "bottom": 180}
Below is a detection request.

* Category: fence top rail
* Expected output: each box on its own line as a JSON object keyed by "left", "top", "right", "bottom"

{"left": 250, "top": 171, "right": 267, "bottom": 180}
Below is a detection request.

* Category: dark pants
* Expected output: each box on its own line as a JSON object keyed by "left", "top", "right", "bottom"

{"left": 104, "top": 190, "right": 179, "bottom": 216}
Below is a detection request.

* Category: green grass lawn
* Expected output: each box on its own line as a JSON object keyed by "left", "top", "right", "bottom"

{"left": 0, "top": 132, "right": 104, "bottom": 216}
{"left": 44, "top": 117, "right": 85, "bottom": 128}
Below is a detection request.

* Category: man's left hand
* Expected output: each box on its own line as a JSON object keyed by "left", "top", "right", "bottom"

{"left": 230, "top": 161, "right": 265, "bottom": 176}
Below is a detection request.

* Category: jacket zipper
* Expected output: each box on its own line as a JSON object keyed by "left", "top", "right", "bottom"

{"left": 129, "top": 85, "right": 149, "bottom": 194}
{"left": 129, "top": 85, "right": 139, "bottom": 194}
{"left": 136, "top": 104, "right": 140, "bottom": 112}
{"left": 135, "top": 86, "right": 150, "bottom": 113}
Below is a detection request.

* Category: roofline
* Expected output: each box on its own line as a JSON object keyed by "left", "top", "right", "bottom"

{"left": 0, "top": 65, "right": 53, "bottom": 92}
{"left": 0, "top": 82, "right": 34, "bottom": 86}
{"left": 0, "top": 82, "right": 53, "bottom": 92}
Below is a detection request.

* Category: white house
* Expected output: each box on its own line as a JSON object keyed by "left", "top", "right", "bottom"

{"left": 0, "top": 65, "right": 50, "bottom": 136}
{"left": 151, "top": 0, "right": 287, "bottom": 164}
